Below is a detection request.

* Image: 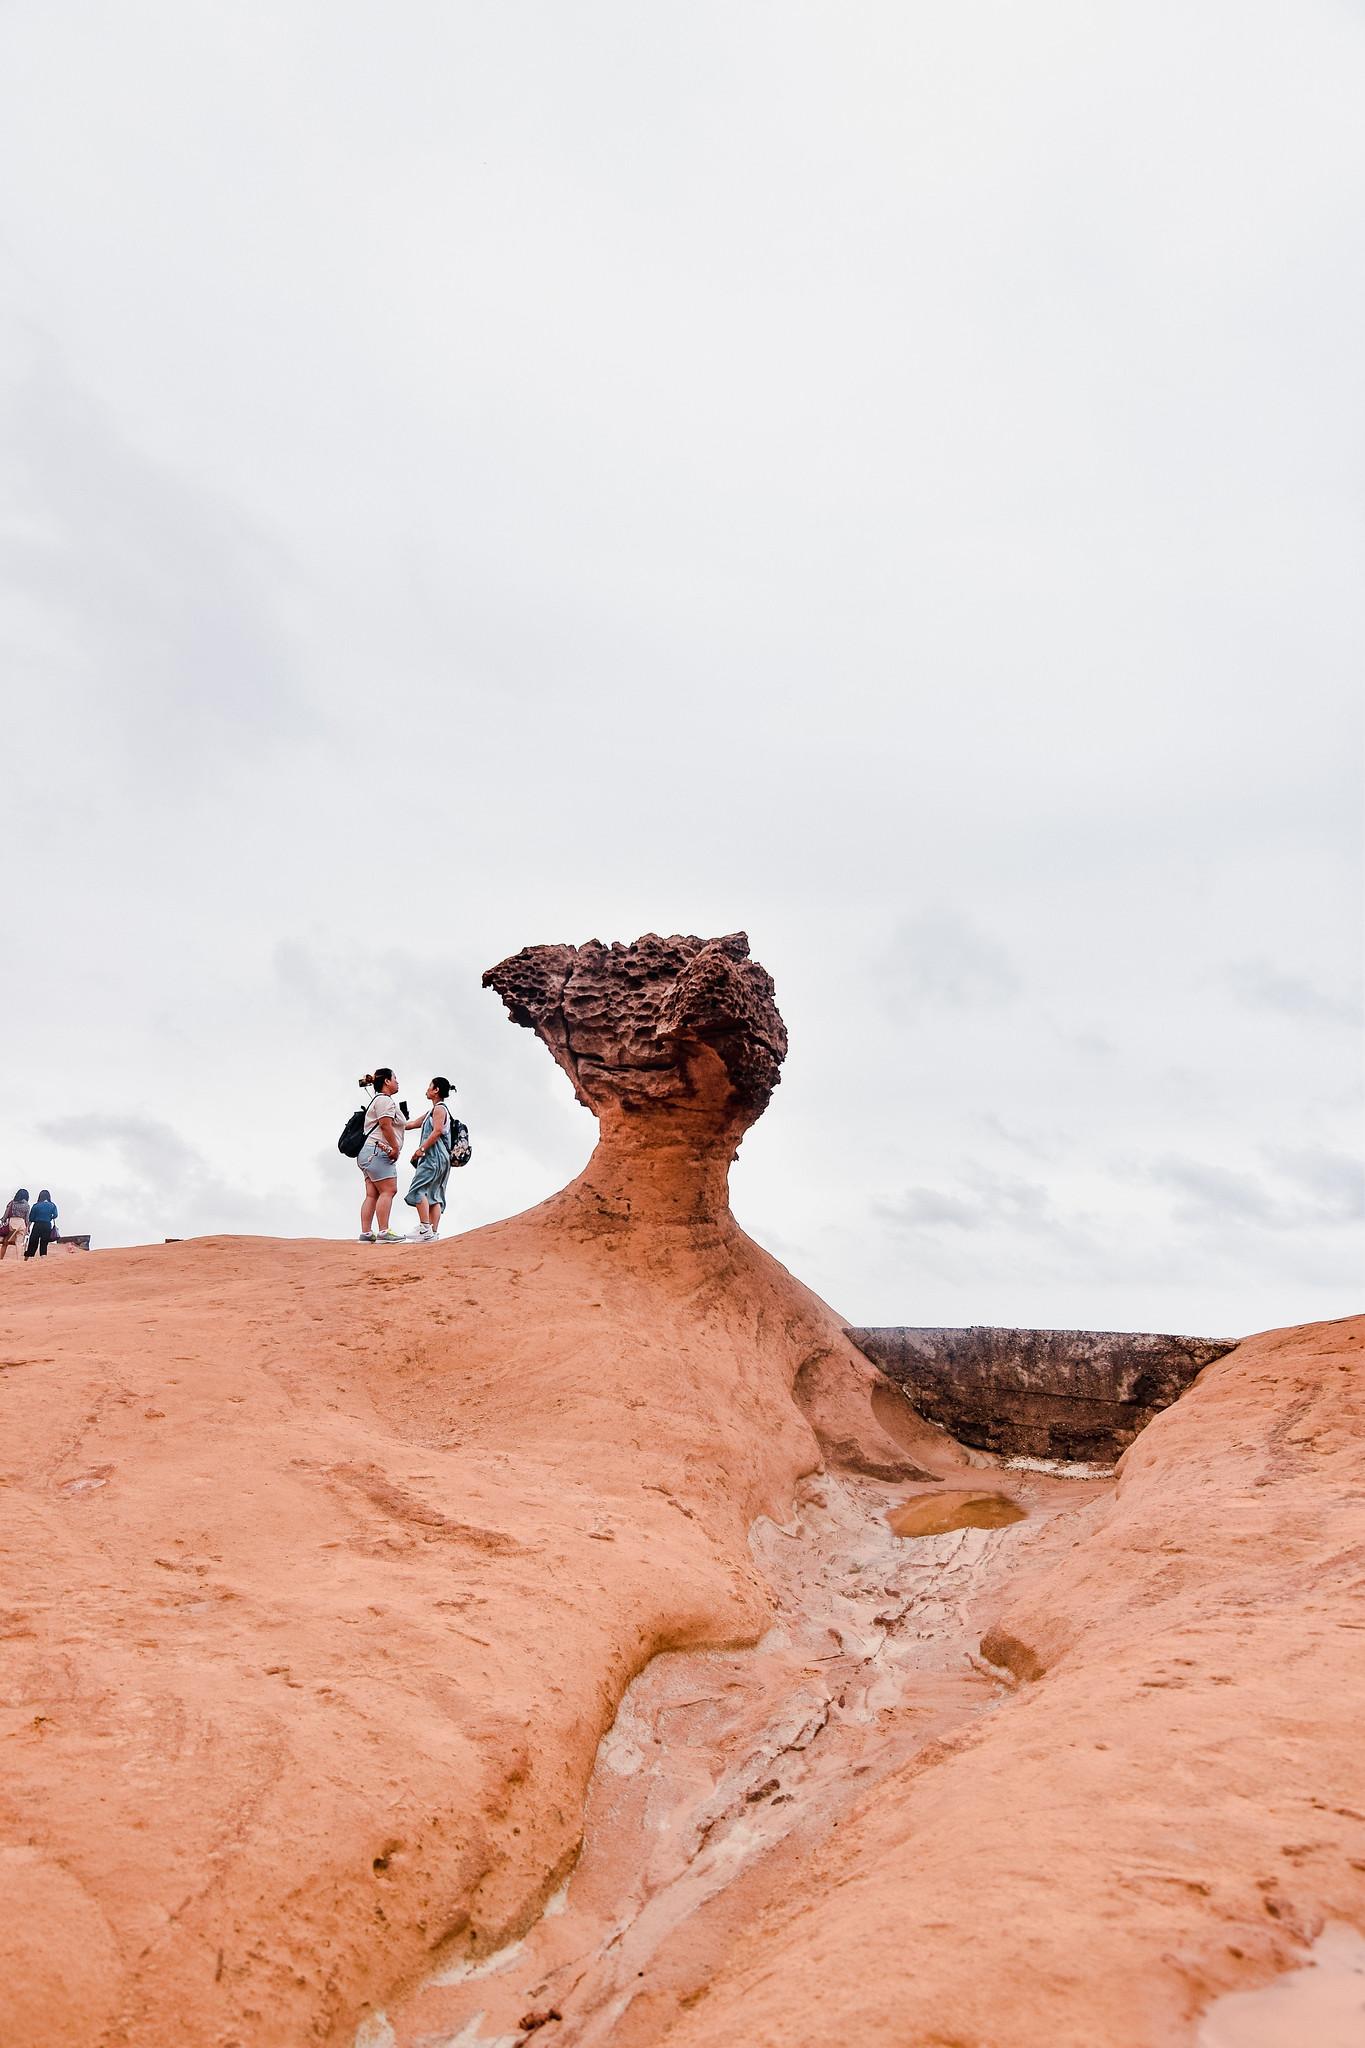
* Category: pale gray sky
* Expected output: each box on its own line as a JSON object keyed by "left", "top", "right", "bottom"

{"left": 2, "top": 1, "right": 1361, "bottom": 1336}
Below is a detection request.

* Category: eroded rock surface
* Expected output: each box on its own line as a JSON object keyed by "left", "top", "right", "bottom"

{"left": 0, "top": 932, "right": 927, "bottom": 2048}
{"left": 849, "top": 1323, "right": 1238, "bottom": 1462}
{"left": 3, "top": 933, "right": 1358, "bottom": 2048}
{"left": 380, "top": 1464, "right": 1099, "bottom": 2048}
{"left": 483, "top": 931, "right": 786, "bottom": 1133}
{"left": 658, "top": 1315, "right": 1365, "bottom": 2048}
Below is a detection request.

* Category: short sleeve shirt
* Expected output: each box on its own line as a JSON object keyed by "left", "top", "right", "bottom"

{"left": 363, "top": 1095, "right": 400, "bottom": 1149}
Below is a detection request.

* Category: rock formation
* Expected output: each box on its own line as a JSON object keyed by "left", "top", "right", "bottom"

{"left": 0, "top": 932, "right": 931, "bottom": 2048}
{"left": 483, "top": 931, "right": 787, "bottom": 1130}
{"left": 1, "top": 932, "right": 1360, "bottom": 2048}
{"left": 478, "top": 932, "right": 916, "bottom": 1474}
{"left": 482, "top": 931, "right": 788, "bottom": 1229}
{"left": 656, "top": 1315, "right": 1365, "bottom": 2048}
{"left": 848, "top": 1324, "right": 1238, "bottom": 1462}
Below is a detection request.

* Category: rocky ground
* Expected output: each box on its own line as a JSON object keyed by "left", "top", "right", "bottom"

{"left": 1, "top": 934, "right": 1360, "bottom": 2047}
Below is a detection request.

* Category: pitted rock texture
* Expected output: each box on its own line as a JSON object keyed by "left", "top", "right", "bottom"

{"left": 483, "top": 932, "right": 787, "bottom": 1134}
{"left": 848, "top": 1324, "right": 1238, "bottom": 1462}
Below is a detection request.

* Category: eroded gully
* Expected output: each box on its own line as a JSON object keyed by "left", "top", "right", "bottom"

{"left": 359, "top": 1463, "right": 1107, "bottom": 2048}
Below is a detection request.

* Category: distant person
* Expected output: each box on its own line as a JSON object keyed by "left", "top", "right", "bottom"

{"left": 356, "top": 1070, "right": 406, "bottom": 1243}
{"left": 25, "top": 1190, "right": 58, "bottom": 1260}
{"left": 403, "top": 1077, "right": 456, "bottom": 1242}
{"left": 0, "top": 1189, "right": 30, "bottom": 1261}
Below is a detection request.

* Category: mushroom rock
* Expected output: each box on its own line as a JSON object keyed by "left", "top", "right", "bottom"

{"left": 483, "top": 931, "right": 787, "bottom": 1219}
{"left": 483, "top": 932, "right": 924, "bottom": 1473}
{"left": 484, "top": 931, "right": 786, "bottom": 1118}
{"left": 0, "top": 930, "right": 944, "bottom": 2048}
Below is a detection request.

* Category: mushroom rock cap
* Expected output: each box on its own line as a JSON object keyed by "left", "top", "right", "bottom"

{"left": 482, "top": 931, "right": 787, "bottom": 1136}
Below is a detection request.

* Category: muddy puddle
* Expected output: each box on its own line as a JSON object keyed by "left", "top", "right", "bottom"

{"left": 887, "top": 1488, "right": 1028, "bottom": 1538}
{"left": 365, "top": 1465, "right": 1102, "bottom": 2048}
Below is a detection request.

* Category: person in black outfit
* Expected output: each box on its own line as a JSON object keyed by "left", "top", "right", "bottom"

{"left": 24, "top": 1190, "right": 58, "bottom": 1259}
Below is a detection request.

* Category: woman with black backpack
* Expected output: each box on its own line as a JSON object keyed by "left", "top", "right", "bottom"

{"left": 355, "top": 1070, "right": 406, "bottom": 1243}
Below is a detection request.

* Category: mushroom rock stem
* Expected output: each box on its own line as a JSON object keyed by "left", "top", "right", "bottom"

{"left": 483, "top": 931, "right": 788, "bottom": 1225}
{"left": 483, "top": 928, "right": 938, "bottom": 1477}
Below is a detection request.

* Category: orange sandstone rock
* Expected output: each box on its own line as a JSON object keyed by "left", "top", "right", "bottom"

{"left": 2, "top": 934, "right": 1359, "bottom": 2048}
{"left": 660, "top": 1315, "right": 1365, "bottom": 2048}
{"left": 0, "top": 933, "right": 929, "bottom": 2048}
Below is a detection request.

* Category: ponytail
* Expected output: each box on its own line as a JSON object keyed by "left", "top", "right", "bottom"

{"left": 360, "top": 1067, "right": 394, "bottom": 1093}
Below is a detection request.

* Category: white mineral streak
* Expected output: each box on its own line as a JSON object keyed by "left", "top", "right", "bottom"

{"left": 353, "top": 2014, "right": 396, "bottom": 2048}
{"left": 1003, "top": 1453, "right": 1118, "bottom": 1479}
{"left": 428, "top": 1939, "right": 527, "bottom": 1988}
{"left": 382, "top": 1469, "right": 1087, "bottom": 2046}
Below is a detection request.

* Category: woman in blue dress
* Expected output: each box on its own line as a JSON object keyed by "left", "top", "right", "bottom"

{"left": 403, "top": 1076, "right": 455, "bottom": 1242}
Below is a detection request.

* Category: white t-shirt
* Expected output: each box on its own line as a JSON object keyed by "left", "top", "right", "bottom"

{"left": 363, "top": 1095, "right": 401, "bottom": 1152}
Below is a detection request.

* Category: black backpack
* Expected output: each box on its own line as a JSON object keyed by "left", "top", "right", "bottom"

{"left": 448, "top": 1117, "right": 472, "bottom": 1168}
{"left": 338, "top": 1103, "right": 371, "bottom": 1157}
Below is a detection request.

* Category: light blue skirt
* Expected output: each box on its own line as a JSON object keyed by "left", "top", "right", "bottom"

{"left": 405, "top": 1140, "right": 451, "bottom": 1210}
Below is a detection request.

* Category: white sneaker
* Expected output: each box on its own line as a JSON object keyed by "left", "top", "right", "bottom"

{"left": 407, "top": 1225, "right": 433, "bottom": 1242}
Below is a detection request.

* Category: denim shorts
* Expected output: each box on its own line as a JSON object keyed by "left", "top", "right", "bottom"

{"left": 357, "top": 1138, "right": 397, "bottom": 1183}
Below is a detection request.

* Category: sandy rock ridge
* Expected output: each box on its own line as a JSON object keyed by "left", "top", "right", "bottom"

{"left": 3, "top": 931, "right": 1360, "bottom": 2047}
{"left": 660, "top": 1313, "right": 1365, "bottom": 2048}
{"left": 0, "top": 932, "right": 925, "bottom": 2047}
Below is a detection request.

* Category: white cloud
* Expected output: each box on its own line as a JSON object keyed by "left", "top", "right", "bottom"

{"left": 1222, "top": 960, "right": 1360, "bottom": 1029}
{"left": 1144, "top": 1149, "right": 1365, "bottom": 1237}
{"left": 878, "top": 1165, "right": 1057, "bottom": 1236}
{"left": 876, "top": 913, "right": 1022, "bottom": 1016}
{"left": 38, "top": 1114, "right": 282, "bottom": 1242}
{"left": 1263, "top": 1145, "right": 1365, "bottom": 1222}
{"left": 2, "top": 345, "right": 317, "bottom": 792}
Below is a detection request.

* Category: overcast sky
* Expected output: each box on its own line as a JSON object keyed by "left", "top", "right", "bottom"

{"left": 1, "top": 1, "right": 1361, "bottom": 1338}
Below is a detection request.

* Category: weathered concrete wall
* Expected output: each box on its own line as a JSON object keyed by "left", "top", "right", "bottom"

{"left": 844, "top": 1325, "right": 1237, "bottom": 1463}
